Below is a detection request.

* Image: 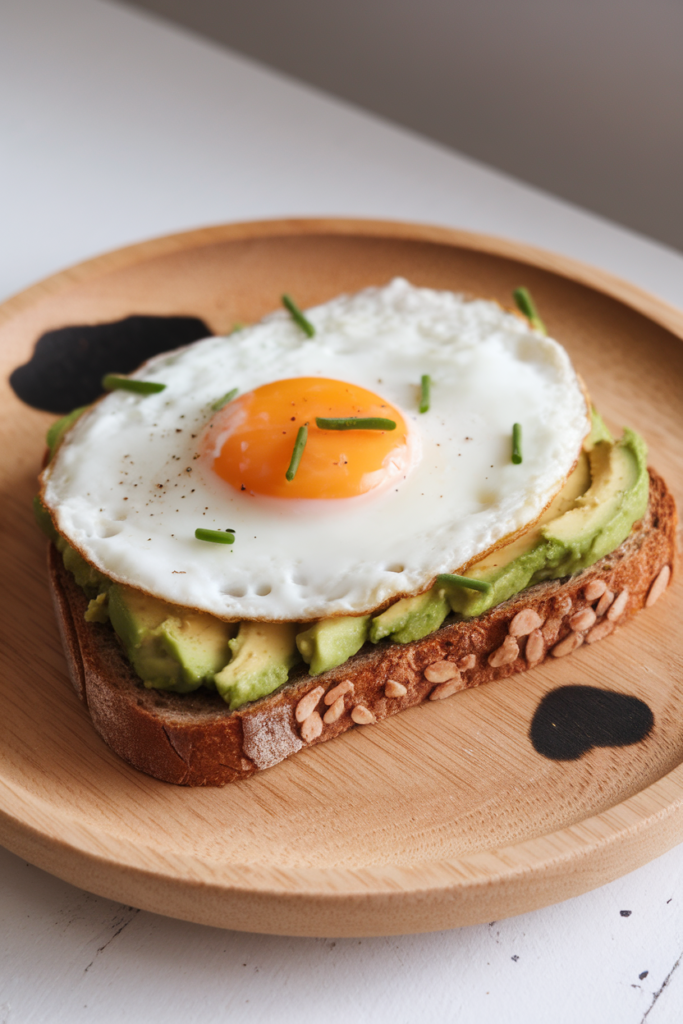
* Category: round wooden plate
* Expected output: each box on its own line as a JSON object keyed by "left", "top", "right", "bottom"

{"left": 1, "top": 218, "right": 682, "bottom": 937}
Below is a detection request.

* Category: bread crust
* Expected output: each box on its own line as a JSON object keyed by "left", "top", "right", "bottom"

{"left": 48, "top": 469, "right": 677, "bottom": 786}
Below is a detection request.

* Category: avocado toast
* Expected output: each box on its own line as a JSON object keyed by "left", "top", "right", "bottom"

{"left": 36, "top": 282, "right": 677, "bottom": 785}
{"left": 42, "top": 430, "right": 677, "bottom": 786}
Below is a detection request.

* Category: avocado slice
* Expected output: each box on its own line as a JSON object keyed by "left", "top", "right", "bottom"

{"left": 214, "top": 621, "right": 301, "bottom": 709}
{"left": 584, "top": 406, "right": 613, "bottom": 451}
{"left": 46, "top": 406, "right": 88, "bottom": 461}
{"left": 296, "top": 615, "right": 370, "bottom": 675}
{"left": 369, "top": 589, "right": 450, "bottom": 644}
{"left": 445, "top": 427, "right": 648, "bottom": 618}
{"left": 543, "top": 428, "right": 648, "bottom": 566}
{"left": 108, "top": 584, "right": 236, "bottom": 693}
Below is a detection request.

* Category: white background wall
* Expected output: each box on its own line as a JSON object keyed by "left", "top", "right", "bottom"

{"left": 115, "top": 0, "right": 683, "bottom": 254}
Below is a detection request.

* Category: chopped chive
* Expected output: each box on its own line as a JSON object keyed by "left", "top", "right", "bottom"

{"left": 211, "top": 387, "right": 239, "bottom": 411}
{"left": 512, "top": 422, "right": 523, "bottom": 464}
{"left": 282, "top": 294, "right": 315, "bottom": 338}
{"left": 194, "top": 528, "right": 235, "bottom": 544}
{"left": 436, "top": 573, "right": 492, "bottom": 594}
{"left": 285, "top": 423, "right": 308, "bottom": 481}
{"left": 512, "top": 287, "right": 546, "bottom": 335}
{"left": 419, "top": 374, "right": 431, "bottom": 414}
{"left": 315, "top": 416, "right": 396, "bottom": 431}
{"left": 102, "top": 374, "right": 166, "bottom": 395}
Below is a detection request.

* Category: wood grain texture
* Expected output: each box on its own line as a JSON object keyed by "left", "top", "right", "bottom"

{"left": 1, "top": 218, "right": 682, "bottom": 937}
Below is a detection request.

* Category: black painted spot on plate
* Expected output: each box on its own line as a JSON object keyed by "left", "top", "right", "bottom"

{"left": 530, "top": 685, "right": 654, "bottom": 761}
{"left": 9, "top": 314, "right": 211, "bottom": 414}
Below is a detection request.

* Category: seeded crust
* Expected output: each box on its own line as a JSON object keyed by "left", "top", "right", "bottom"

{"left": 48, "top": 469, "right": 677, "bottom": 786}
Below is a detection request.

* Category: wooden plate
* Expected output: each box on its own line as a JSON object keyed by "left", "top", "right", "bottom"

{"left": 1, "top": 218, "right": 682, "bottom": 937}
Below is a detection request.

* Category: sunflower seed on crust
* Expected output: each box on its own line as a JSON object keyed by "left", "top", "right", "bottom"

{"left": 509, "top": 609, "right": 543, "bottom": 637}
{"left": 555, "top": 595, "right": 573, "bottom": 616}
{"left": 300, "top": 711, "right": 323, "bottom": 743}
{"left": 324, "top": 679, "right": 354, "bottom": 706}
{"left": 351, "top": 705, "right": 375, "bottom": 725}
{"left": 607, "top": 589, "right": 629, "bottom": 622}
{"left": 385, "top": 679, "right": 407, "bottom": 698}
{"left": 551, "top": 632, "right": 584, "bottom": 658}
{"left": 457, "top": 654, "right": 476, "bottom": 671}
{"left": 596, "top": 590, "right": 615, "bottom": 617}
{"left": 488, "top": 635, "right": 519, "bottom": 668}
{"left": 323, "top": 696, "right": 345, "bottom": 725}
{"left": 295, "top": 685, "right": 325, "bottom": 723}
{"left": 569, "top": 607, "right": 597, "bottom": 632}
{"left": 526, "top": 628, "right": 544, "bottom": 665}
{"left": 424, "top": 660, "right": 460, "bottom": 683}
{"left": 646, "top": 565, "right": 671, "bottom": 607}
{"left": 542, "top": 617, "right": 562, "bottom": 644}
{"left": 585, "top": 619, "right": 616, "bottom": 644}
{"left": 584, "top": 579, "right": 607, "bottom": 602}
{"left": 429, "top": 680, "right": 461, "bottom": 700}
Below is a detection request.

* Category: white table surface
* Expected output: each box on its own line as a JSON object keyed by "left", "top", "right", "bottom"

{"left": 2, "top": 1, "right": 683, "bottom": 1021}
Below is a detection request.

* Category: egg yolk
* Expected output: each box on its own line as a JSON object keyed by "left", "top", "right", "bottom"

{"left": 207, "top": 377, "right": 411, "bottom": 499}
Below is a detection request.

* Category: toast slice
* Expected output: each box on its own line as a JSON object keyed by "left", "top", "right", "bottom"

{"left": 48, "top": 469, "right": 677, "bottom": 786}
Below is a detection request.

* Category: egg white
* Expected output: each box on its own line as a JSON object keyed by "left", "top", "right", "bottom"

{"left": 42, "top": 279, "right": 589, "bottom": 620}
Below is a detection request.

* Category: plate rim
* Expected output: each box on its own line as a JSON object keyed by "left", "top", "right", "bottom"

{"left": 1, "top": 215, "right": 682, "bottom": 936}
{"left": 2, "top": 216, "right": 682, "bottom": 336}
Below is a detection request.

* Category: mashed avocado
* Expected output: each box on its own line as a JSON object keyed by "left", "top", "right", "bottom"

{"left": 370, "top": 589, "right": 450, "bottom": 645}
{"left": 214, "top": 621, "right": 301, "bottom": 709}
{"left": 296, "top": 615, "right": 371, "bottom": 675}
{"left": 108, "top": 584, "right": 236, "bottom": 693}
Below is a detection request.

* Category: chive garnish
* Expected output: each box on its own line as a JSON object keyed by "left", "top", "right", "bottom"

{"left": 315, "top": 417, "right": 396, "bottom": 431}
{"left": 102, "top": 374, "right": 166, "bottom": 395}
{"left": 282, "top": 294, "right": 315, "bottom": 338}
{"left": 285, "top": 423, "right": 308, "bottom": 481}
{"left": 194, "top": 528, "right": 235, "bottom": 544}
{"left": 436, "top": 573, "right": 492, "bottom": 594}
{"left": 211, "top": 387, "right": 239, "bottom": 411}
{"left": 512, "top": 422, "right": 523, "bottom": 464}
{"left": 419, "top": 374, "right": 431, "bottom": 414}
{"left": 512, "top": 287, "right": 546, "bottom": 335}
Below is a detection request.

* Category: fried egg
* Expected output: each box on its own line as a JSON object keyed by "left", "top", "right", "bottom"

{"left": 41, "top": 278, "right": 590, "bottom": 620}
